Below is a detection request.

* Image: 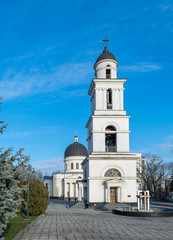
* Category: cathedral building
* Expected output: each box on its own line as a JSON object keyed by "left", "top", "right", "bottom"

{"left": 44, "top": 134, "right": 87, "bottom": 199}
{"left": 44, "top": 39, "right": 141, "bottom": 204}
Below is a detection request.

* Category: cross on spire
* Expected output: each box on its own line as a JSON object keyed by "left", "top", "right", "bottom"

{"left": 102, "top": 37, "right": 109, "bottom": 49}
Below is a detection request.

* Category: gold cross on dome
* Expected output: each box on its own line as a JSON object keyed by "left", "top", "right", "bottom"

{"left": 102, "top": 37, "right": 109, "bottom": 48}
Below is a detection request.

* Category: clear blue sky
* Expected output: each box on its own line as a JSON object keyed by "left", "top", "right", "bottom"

{"left": 0, "top": 0, "right": 173, "bottom": 174}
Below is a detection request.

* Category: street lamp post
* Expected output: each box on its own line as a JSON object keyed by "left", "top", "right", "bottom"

{"left": 25, "top": 167, "right": 35, "bottom": 220}
{"left": 25, "top": 173, "right": 30, "bottom": 220}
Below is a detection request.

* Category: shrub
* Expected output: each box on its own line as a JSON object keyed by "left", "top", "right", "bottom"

{"left": 24, "top": 180, "right": 49, "bottom": 216}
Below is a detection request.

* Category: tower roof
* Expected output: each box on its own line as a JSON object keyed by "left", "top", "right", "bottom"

{"left": 96, "top": 47, "right": 116, "bottom": 64}
{"left": 95, "top": 37, "right": 117, "bottom": 65}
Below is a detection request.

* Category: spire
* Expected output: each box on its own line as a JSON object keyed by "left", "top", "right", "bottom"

{"left": 74, "top": 131, "right": 78, "bottom": 143}
{"left": 102, "top": 37, "right": 109, "bottom": 49}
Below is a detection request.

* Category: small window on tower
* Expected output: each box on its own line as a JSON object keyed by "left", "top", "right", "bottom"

{"left": 106, "top": 89, "right": 112, "bottom": 109}
{"left": 106, "top": 69, "right": 111, "bottom": 78}
{"left": 71, "top": 163, "right": 73, "bottom": 169}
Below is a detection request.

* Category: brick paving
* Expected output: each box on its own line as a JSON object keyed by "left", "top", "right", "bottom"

{"left": 20, "top": 200, "right": 173, "bottom": 240}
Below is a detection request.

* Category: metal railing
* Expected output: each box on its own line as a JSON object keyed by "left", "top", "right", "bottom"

{"left": 107, "top": 103, "right": 112, "bottom": 109}
{"left": 106, "top": 74, "right": 111, "bottom": 79}
{"left": 105, "top": 146, "right": 117, "bottom": 152}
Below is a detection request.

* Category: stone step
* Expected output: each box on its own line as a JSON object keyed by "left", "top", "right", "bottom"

{"left": 68, "top": 201, "right": 86, "bottom": 209}
{"left": 96, "top": 203, "right": 137, "bottom": 212}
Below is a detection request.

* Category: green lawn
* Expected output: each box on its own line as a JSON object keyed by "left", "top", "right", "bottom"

{"left": 2, "top": 213, "right": 37, "bottom": 240}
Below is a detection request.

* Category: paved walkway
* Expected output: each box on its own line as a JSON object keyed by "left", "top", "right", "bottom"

{"left": 21, "top": 200, "right": 173, "bottom": 240}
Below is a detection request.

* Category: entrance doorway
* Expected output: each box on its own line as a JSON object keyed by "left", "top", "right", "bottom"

{"left": 110, "top": 187, "right": 117, "bottom": 203}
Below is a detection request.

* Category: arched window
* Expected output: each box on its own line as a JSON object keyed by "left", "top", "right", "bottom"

{"left": 106, "top": 89, "right": 112, "bottom": 109}
{"left": 76, "top": 162, "right": 79, "bottom": 169}
{"left": 105, "top": 125, "right": 116, "bottom": 152}
{"left": 71, "top": 162, "right": 73, "bottom": 169}
{"left": 104, "top": 168, "right": 121, "bottom": 177}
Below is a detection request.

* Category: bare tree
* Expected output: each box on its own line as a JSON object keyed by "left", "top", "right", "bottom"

{"left": 52, "top": 170, "right": 63, "bottom": 174}
{"left": 137, "top": 153, "right": 169, "bottom": 198}
{"left": 0, "top": 97, "right": 8, "bottom": 133}
{"left": 35, "top": 169, "right": 44, "bottom": 182}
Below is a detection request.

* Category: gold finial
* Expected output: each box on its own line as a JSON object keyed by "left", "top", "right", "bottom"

{"left": 74, "top": 131, "right": 78, "bottom": 142}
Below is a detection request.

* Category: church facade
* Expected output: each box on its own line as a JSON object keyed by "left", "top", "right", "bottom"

{"left": 43, "top": 135, "right": 87, "bottom": 199}
{"left": 44, "top": 40, "right": 142, "bottom": 204}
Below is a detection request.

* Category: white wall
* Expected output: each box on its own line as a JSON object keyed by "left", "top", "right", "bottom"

{"left": 94, "top": 59, "right": 118, "bottom": 79}
{"left": 65, "top": 156, "right": 86, "bottom": 173}
{"left": 84, "top": 156, "right": 137, "bottom": 203}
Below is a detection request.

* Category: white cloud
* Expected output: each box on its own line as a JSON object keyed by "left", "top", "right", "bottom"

{"left": 158, "top": 135, "right": 173, "bottom": 154}
{"left": 32, "top": 156, "right": 64, "bottom": 175}
{"left": 3, "top": 126, "right": 61, "bottom": 138}
{"left": 159, "top": 2, "right": 173, "bottom": 12}
{"left": 119, "top": 62, "right": 161, "bottom": 72}
{"left": 0, "top": 62, "right": 92, "bottom": 100}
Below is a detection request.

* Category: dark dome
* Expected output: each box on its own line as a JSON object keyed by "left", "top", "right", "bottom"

{"left": 65, "top": 142, "right": 88, "bottom": 158}
{"left": 96, "top": 47, "right": 116, "bottom": 64}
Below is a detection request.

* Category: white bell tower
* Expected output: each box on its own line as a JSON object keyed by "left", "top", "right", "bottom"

{"left": 87, "top": 37, "right": 130, "bottom": 154}
{"left": 82, "top": 38, "right": 138, "bottom": 204}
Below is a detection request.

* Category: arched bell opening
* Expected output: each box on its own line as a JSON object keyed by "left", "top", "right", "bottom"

{"left": 105, "top": 125, "right": 117, "bottom": 152}
{"left": 106, "top": 89, "right": 112, "bottom": 109}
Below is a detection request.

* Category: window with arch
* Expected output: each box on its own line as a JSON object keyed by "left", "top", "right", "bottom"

{"left": 105, "top": 125, "right": 116, "bottom": 152}
{"left": 71, "top": 162, "right": 73, "bottom": 169}
{"left": 76, "top": 162, "right": 79, "bottom": 169}
{"left": 104, "top": 168, "right": 121, "bottom": 177}
{"left": 106, "top": 89, "right": 112, "bottom": 109}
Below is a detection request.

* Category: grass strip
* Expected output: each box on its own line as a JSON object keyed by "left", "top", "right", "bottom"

{"left": 2, "top": 213, "right": 37, "bottom": 240}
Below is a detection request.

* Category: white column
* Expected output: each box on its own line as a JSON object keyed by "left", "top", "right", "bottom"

{"left": 95, "top": 89, "right": 98, "bottom": 110}
{"left": 78, "top": 188, "right": 81, "bottom": 201}
{"left": 103, "top": 89, "right": 106, "bottom": 110}
{"left": 117, "top": 187, "right": 121, "bottom": 203}
{"left": 113, "top": 89, "right": 118, "bottom": 110}
{"left": 116, "top": 89, "right": 120, "bottom": 110}
{"left": 119, "top": 89, "right": 124, "bottom": 110}
{"left": 107, "top": 186, "right": 110, "bottom": 203}
{"left": 64, "top": 181, "right": 66, "bottom": 198}
{"left": 75, "top": 183, "right": 78, "bottom": 198}
{"left": 69, "top": 183, "right": 72, "bottom": 198}
{"left": 137, "top": 197, "right": 140, "bottom": 211}
{"left": 78, "top": 183, "right": 82, "bottom": 201}
{"left": 112, "top": 89, "right": 115, "bottom": 110}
